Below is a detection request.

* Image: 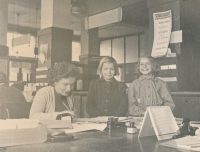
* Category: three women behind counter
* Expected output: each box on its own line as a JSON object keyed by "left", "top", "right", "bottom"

{"left": 29, "top": 55, "right": 175, "bottom": 119}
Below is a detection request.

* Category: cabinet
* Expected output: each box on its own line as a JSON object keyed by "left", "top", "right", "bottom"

{"left": 171, "top": 92, "right": 200, "bottom": 121}
{"left": 72, "top": 91, "right": 89, "bottom": 118}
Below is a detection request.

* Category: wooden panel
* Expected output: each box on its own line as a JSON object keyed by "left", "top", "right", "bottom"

{"left": 171, "top": 95, "right": 200, "bottom": 121}
{"left": 1, "top": 102, "right": 32, "bottom": 119}
{"left": 158, "top": 69, "right": 178, "bottom": 77}
{"left": 73, "top": 95, "right": 81, "bottom": 118}
{"left": 167, "top": 82, "right": 179, "bottom": 92}
{"left": 156, "top": 57, "right": 179, "bottom": 91}
{"left": 125, "top": 74, "right": 138, "bottom": 83}
{"left": 126, "top": 36, "right": 138, "bottom": 63}
{"left": 171, "top": 96, "right": 183, "bottom": 118}
{"left": 112, "top": 38, "right": 124, "bottom": 64}
{"left": 181, "top": 97, "right": 200, "bottom": 121}
{"left": 155, "top": 57, "right": 177, "bottom": 65}
{"left": 147, "top": 0, "right": 178, "bottom": 8}
{"left": 82, "top": 96, "right": 89, "bottom": 118}
{"left": 125, "top": 63, "right": 138, "bottom": 74}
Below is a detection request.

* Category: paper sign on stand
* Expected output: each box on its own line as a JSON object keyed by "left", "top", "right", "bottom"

{"left": 138, "top": 106, "right": 178, "bottom": 141}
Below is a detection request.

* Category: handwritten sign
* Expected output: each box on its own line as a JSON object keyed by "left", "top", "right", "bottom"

{"left": 138, "top": 106, "right": 178, "bottom": 141}
{"left": 151, "top": 10, "right": 172, "bottom": 58}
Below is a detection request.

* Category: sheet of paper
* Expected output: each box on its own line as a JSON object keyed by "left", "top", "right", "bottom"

{"left": 149, "top": 106, "right": 179, "bottom": 140}
{"left": 139, "top": 106, "right": 178, "bottom": 140}
{"left": 6, "top": 119, "right": 39, "bottom": 129}
{"left": 40, "top": 120, "right": 72, "bottom": 129}
{"left": 175, "top": 136, "right": 200, "bottom": 148}
{"left": 74, "top": 117, "right": 128, "bottom": 123}
{"left": 170, "top": 30, "right": 182, "bottom": 43}
{"left": 38, "top": 53, "right": 45, "bottom": 64}
{"left": 9, "top": 72, "right": 18, "bottom": 81}
{"left": 161, "top": 65, "right": 169, "bottom": 70}
{"left": 48, "top": 129, "right": 65, "bottom": 136}
{"left": 22, "top": 73, "right": 28, "bottom": 81}
{"left": 65, "top": 123, "right": 107, "bottom": 134}
{"left": 168, "top": 64, "right": 176, "bottom": 69}
{"left": 0, "top": 120, "right": 17, "bottom": 130}
{"left": 151, "top": 10, "right": 172, "bottom": 58}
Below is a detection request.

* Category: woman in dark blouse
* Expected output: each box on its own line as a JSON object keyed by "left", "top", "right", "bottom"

{"left": 86, "top": 57, "right": 128, "bottom": 117}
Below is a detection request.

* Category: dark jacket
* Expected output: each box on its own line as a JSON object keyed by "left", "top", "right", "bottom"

{"left": 86, "top": 77, "right": 128, "bottom": 117}
{"left": 0, "top": 84, "right": 27, "bottom": 103}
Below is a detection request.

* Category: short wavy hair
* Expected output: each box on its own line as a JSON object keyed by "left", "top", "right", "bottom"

{"left": 48, "top": 62, "right": 79, "bottom": 86}
{"left": 138, "top": 55, "right": 160, "bottom": 76}
{"left": 97, "top": 56, "right": 119, "bottom": 76}
{"left": 0, "top": 72, "right": 8, "bottom": 84}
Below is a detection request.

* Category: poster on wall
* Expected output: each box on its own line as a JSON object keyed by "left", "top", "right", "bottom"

{"left": 151, "top": 10, "right": 172, "bottom": 58}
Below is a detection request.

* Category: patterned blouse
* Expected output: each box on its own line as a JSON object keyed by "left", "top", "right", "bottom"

{"left": 128, "top": 75, "right": 175, "bottom": 116}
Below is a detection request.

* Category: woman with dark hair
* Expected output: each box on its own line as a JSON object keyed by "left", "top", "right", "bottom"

{"left": 0, "top": 72, "right": 27, "bottom": 103}
{"left": 29, "top": 62, "right": 79, "bottom": 120}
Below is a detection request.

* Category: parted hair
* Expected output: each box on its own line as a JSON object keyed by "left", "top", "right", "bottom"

{"left": 0, "top": 72, "right": 8, "bottom": 84}
{"left": 48, "top": 62, "right": 79, "bottom": 86}
{"left": 97, "top": 56, "right": 119, "bottom": 76}
{"left": 138, "top": 55, "right": 160, "bottom": 76}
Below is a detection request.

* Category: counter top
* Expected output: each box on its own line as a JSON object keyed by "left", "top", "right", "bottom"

{"left": 170, "top": 92, "right": 200, "bottom": 97}
{"left": 72, "top": 91, "right": 200, "bottom": 97}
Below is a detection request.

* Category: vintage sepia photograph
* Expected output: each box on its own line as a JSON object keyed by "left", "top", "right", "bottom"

{"left": 0, "top": 0, "right": 200, "bottom": 151}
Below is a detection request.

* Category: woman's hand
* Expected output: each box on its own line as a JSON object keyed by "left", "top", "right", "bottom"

{"left": 58, "top": 110, "right": 76, "bottom": 117}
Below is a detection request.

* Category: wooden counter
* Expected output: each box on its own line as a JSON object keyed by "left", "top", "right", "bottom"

{"left": 0, "top": 126, "right": 185, "bottom": 152}
{"left": 73, "top": 91, "right": 200, "bottom": 121}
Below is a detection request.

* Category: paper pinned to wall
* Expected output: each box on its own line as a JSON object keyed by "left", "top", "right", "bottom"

{"left": 170, "top": 30, "right": 182, "bottom": 44}
{"left": 151, "top": 10, "right": 172, "bottom": 58}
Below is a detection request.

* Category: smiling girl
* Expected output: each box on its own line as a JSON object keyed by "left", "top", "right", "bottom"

{"left": 86, "top": 57, "right": 128, "bottom": 117}
{"left": 128, "top": 55, "right": 175, "bottom": 116}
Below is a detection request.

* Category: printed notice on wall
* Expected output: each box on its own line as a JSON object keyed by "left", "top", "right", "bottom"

{"left": 151, "top": 10, "right": 172, "bottom": 58}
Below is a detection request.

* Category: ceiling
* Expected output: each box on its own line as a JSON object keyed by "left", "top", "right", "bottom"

{"left": 7, "top": 0, "right": 148, "bottom": 39}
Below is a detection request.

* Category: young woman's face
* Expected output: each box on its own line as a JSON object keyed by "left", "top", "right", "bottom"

{"left": 54, "top": 77, "right": 76, "bottom": 96}
{"left": 139, "top": 58, "right": 153, "bottom": 76}
{"left": 101, "top": 62, "right": 115, "bottom": 82}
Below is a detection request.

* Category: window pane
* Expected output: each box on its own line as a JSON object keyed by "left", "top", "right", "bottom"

{"left": 72, "top": 41, "right": 81, "bottom": 61}
{"left": 126, "top": 36, "right": 138, "bottom": 63}
{"left": 100, "top": 40, "right": 111, "bottom": 56}
{"left": 112, "top": 38, "right": 124, "bottom": 64}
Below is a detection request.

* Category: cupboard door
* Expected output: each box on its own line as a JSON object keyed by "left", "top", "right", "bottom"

{"left": 181, "top": 97, "right": 200, "bottom": 121}
{"left": 74, "top": 95, "right": 81, "bottom": 118}
{"left": 171, "top": 96, "right": 183, "bottom": 118}
{"left": 81, "top": 96, "right": 89, "bottom": 118}
{"left": 112, "top": 38, "right": 124, "bottom": 64}
{"left": 125, "top": 36, "right": 138, "bottom": 63}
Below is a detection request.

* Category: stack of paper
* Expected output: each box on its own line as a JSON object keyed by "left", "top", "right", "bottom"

{"left": 175, "top": 136, "right": 200, "bottom": 149}
{"left": 65, "top": 123, "right": 107, "bottom": 134}
{"left": 0, "top": 119, "right": 39, "bottom": 130}
{"left": 40, "top": 119, "right": 72, "bottom": 129}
